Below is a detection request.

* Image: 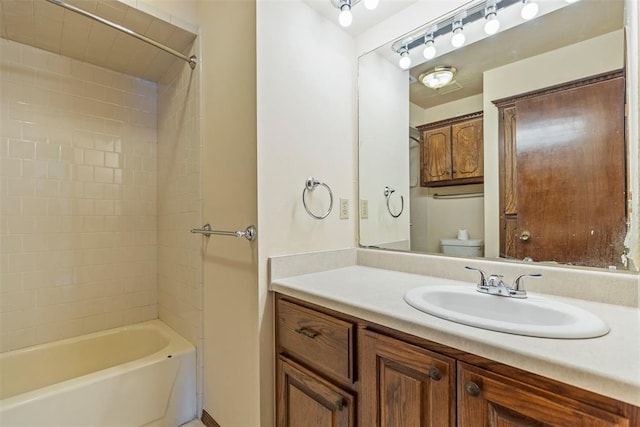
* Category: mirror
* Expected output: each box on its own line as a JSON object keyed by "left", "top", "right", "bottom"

{"left": 358, "top": 0, "right": 634, "bottom": 269}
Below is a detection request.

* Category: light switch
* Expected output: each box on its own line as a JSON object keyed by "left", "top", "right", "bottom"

{"left": 340, "top": 198, "right": 349, "bottom": 219}
{"left": 360, "top": 199, "right": 368, "bottom": 219}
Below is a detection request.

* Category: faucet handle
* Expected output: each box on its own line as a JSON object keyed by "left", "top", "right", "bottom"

{"left": 465, "top": 266, "right": 488, "bottom": 287}
{"left": 511, "top": 273, "right": 542, "bottom": 298}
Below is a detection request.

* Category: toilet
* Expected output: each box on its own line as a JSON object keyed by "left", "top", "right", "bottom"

{"left": 440, "top": 238, "right": 484, "bottom": 257}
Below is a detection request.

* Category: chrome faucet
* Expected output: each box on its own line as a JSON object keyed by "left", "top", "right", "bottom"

{"left": 465, "top": 266, "right": 542, "bottom": 299}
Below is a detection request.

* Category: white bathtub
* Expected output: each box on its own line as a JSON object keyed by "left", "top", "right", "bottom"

{"left": 0, "top": 320, "right": 196, "bottom": 427}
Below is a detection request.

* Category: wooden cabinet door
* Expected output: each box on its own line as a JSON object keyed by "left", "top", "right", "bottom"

{"left": 421, "top": 125, "right": 452, "bottom": 185}
{"left": 452, "top": 118, "right": 483, "bottom": 180}
{"left": 277, "top": 355, "right": 354, "bottom": 427}
{"left": 360, "top": 329, "right": 455, "bottom": 427}
{"left": 458, "top": 362, "right": 630, "bottom": 427}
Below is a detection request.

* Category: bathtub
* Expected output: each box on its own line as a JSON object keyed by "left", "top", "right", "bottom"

{"left": 0, "top": 320, "right": 196, "bottom": 427}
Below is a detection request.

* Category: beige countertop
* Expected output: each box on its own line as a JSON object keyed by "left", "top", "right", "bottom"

{"left": 270, "top": 264, "right": 640, "bottom": 407}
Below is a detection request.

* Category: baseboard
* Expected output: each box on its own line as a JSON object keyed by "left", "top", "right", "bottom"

{"left": 201, "top": 410, "right": 221, "bottom": 427}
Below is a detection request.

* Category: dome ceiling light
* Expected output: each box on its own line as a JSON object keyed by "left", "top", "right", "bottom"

{"left": 419, "top": 66, "right": 457, "bottom": 89}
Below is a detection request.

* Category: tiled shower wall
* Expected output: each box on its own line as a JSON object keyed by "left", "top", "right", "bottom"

{"left": 0, "top": 38, "right": 159, "bottom": 352}
{"left": 157, "top": 46, "right": 203, "bottom": 411}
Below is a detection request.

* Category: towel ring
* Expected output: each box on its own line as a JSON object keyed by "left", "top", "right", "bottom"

{"left": 384, "top": 186, "right": 404, "bottom": 218}
{"left": 302, "top": 177, "right": 333, "bottom": 220}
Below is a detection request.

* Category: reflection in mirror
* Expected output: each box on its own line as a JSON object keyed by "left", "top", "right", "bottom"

{"left": 358, "top": 0, "right": 634, "bottom": 269}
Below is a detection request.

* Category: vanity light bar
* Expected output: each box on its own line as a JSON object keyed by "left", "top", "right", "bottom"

{"left": 391, "top": 0, "right": 522, "bottom": 56}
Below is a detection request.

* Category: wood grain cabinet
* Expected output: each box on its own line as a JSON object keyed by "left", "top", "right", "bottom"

{"left": 359, "top": 329, "right": 456, "bottom": 427}
{"left": 457, "top": 362, "right": 630, "bottom": 426}
{"left": 277, "top": 356, "right": 355, "bottom": 427}
{"left": 417, "top": 112, "right": 483, "bottom": 187}
{"left": 276, "top": 297, "right": 356, "bottom": 427}
{"left": 274, "top": 295, "right": 639, "bottom": 427}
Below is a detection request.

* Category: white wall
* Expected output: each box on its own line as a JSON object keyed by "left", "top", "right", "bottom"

{"left": 257, "top": 1, "right": 357, "bottom": 426}
{"left": 483, "top": 30, "right": 625, "bottom": 257}
{"left": 358, "top": 51, "right": 410, "bottom": 248}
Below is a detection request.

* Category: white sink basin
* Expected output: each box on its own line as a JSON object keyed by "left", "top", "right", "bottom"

{"left": 404, "top": 285, "right": 609, "bottom": 339}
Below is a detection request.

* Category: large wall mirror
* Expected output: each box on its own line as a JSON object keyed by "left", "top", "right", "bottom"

{"left": 358, "top": 0, "right": 637, "bottom": 270}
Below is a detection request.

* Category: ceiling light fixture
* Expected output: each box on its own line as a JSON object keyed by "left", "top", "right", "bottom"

{"left": 419, "top": 66, "right": 457, "bottom": 89}
{"left": 484, "top": 1, "right": 501, "bottom": 35}
{"left": 520, "top": 0, "right": 539, "bottom": 20}
{"left": 451, "top": 18, "right": 466, "bottom": 48}
{"left": 398, "top": 47, "right": 412, "bottom": 69}
{"left": 338, "top": 0, "right": 353, "bottom": 27}
{"left": 391, "top": 0, "right": 553, "bottom": 69}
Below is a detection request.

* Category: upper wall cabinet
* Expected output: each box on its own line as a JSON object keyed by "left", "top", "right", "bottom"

{"left": 418, "top": 112, "right": 484, "bottom": 187}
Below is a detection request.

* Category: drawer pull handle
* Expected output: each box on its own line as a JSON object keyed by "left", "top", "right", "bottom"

{"left": 465, "top": 381, "right": 481, "bottom": 397}
{"left": 428, "top": 366, "right": 442, "bottom": 381}
{"left": 295, "top": 328, "right": 318, "bottom": 339}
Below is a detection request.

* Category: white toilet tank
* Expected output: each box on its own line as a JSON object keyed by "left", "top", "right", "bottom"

{"left": 440, "top": 238, "right": 484, "bottom": 257}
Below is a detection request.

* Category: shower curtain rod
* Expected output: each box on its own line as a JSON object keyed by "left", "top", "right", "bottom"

{"left": 45, "top": 0, "right": 197, "bottom": 69}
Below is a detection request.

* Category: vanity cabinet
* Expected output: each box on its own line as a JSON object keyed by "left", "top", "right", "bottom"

{"left": 274, "top": 294, "right": 639, "bottom": 427}
{"left": 276, "top": 298, "right": 357, "bottom": 427}
{"left": 277, "top": 356, "right": 355, "bottom": 427}
{"left": 457, "top": 362, "right": 629, "bottom": 426}
{"left": 417, "top": 112, "right": 483, "bottom": 187}
{"left": 359, "top": 329, "right": 456, "bottom": 427}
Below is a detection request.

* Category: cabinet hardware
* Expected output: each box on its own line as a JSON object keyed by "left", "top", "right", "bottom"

{"left": 335, "top": 398, "right": 345, "bottom": 411}
{"left": 465, "top": 381, "right": 481, "bottom": 397}
{"left": 428, "top": 366, "right": 442, "bottom": 381}
{"left": 294, "top": 328, "right": 318, "bottom": 339}
{"left": 520, "top": 230, "right": 531, "bottom": 241}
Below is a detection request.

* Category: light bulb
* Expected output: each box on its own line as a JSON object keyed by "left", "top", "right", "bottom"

{"left": 398, "top": 51, "right": 411, "bottom": 69}
{"left": 423, "top": 40, "right": 436, "bottom": 60}
{"left": 338, "top": 6, "right": 352, "bottom": 27}
{"left": 521, "top": 0, "right": 538, "bottom": 20}
{"left": 363, "top": 0, "right": 379, "bottom": 10}
{"left": 484, "top": 7, "right": 500, "bottom": 35}
{"left": 451, "top": 27, "right": 465, "bottom": 48}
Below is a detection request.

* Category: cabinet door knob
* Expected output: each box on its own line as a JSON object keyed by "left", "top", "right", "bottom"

{"left": 465, "top": 381, "right": 481, "bottom": 397}
{"left": 335, "top": 398, "right": 345, "bottom": 411}
{"left": 428, "top": 366, "right": 442, "bottom": 381}
{"left": 294, "top": 328, "right": 318, "bottom": 339}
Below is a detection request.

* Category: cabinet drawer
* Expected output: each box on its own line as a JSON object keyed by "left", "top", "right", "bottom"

{"left": 277, "top": 300, "right": 355, "bottom": 384}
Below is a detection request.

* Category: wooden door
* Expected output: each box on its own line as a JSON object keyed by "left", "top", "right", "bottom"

{"left": 458, "top": 362, "right": 630, "bottom": 426}
{"left": 515, "top": 77, "right": 626, "bottom": 267}
{"left": 499, "top": 106, "right": 519, "bottom": 258}
{"left": 277, "top": 355, "right": 354, "bottom": 427}
{"left": 422, "top": 125, "right": 452, "bottom": 185}
{"left": 359, "top": 329, "right": 455, "bottom": 427}
{"left": 452, "top": 118, "right": 483, "bottom": 180}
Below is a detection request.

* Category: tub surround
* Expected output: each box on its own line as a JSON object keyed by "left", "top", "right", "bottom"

{"left": 269, "top": 248, "right": 640, "bottom": 407}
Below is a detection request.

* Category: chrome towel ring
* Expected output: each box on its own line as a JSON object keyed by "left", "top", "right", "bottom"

{"left": 302, "top": 177, "right": 333, "bottom": 220}
{"left": 384, "top": 186, "right": 404, "bottom": 218}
